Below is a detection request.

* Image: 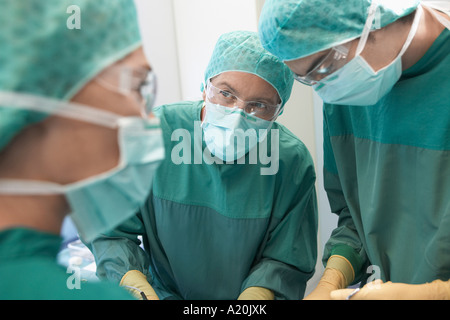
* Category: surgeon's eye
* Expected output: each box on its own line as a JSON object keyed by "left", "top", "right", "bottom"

{"left": 316, "top": 62, "right": 332, "bottom": 75}
{"left": 219, "top": 90, "right": 234, "bottom": 99}
{"left": 247, "top": 102, "right": 267, "bottom": 111}
{"left": 246, "top": 102, "right": 270, "bottom": 117}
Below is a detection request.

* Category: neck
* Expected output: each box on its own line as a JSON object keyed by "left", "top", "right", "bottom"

{"left": 0, "top": 194, "right": 67, "bottom": 235}
{"left": 402, "top": 6, "right": 447, "bottom": 70}
{"left": 0, "top": 122, "right": 68, "bottom": 235}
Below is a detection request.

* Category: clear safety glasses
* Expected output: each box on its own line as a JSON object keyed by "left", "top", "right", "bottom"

{"left": 96, "top": 66, "right": 157, "bottom": 118}
{"left": 206, "top": 80, "right": 282, "bottom": 121}
{"left": 294, "top": 44, "right": 350, "bottom": 86}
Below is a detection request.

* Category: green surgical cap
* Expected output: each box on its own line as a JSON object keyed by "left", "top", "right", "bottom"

{"left": 259, "top": 0, "right": 420, "bottom": 61}
{"left": 0, "top": 0, "right": 142, "bottom": 151}
{"left": 203, "top": 30, "right": 294, "bottom": 109}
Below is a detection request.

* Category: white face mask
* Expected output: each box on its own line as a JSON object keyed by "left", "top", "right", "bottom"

{"left": 0, "top": 91, "right": 165, "bottom": 242}
{"left": 314, "top": 3, "right": 423, "bottom": 106}
{"left": 201, "top": 100, "right": 274, "bottom": 162}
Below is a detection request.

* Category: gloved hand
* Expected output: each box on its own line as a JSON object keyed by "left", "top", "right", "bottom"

{"left": 331, "top": 279, "right": 450, "bottom": 300}
{"left": 238, "top": 286, "right": 274, "bottom": 300}
{"left": 303, "top": 255, "right": 354, "bottom": 300}
{"left": 120, "top": 270, "right": 160, "bottom": 300}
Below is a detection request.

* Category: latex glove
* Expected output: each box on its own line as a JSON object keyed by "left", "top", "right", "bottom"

{"left": 304, "top": 255, "right": 354, "bottom": 300}
{"left": 331, "top": 279, "right": 450, "bottom": 300}
{"left": 238, "top": 287, "right": 274, "bottom": 300}
{"left": 120, "top": 270, "right": 160, "bottom": 300}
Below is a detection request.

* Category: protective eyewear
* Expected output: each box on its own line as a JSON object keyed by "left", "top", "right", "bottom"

{"left": 294, "top": 44, "right": 349, "bottom": 86}
{"left": 96, "top": 66, "right": 157, "bottom": 118}
{"left": 206, "top": 80, "right": 282, "bottom": 121}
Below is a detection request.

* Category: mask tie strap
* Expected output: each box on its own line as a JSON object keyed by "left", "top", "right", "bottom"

{"left": 421, "top": 1, "right": 450, "bottom": 29}
{"left": 355, "top": 1, "right": 379, "bottom": 57}
{"left": 0, "top": 179, "right": 65, "bottom": 195}
{"left": 398, "top": 5, "right": 424, "bottom": 57}
{"left": 0, "top": 91, "right": 121, "bottom": 129}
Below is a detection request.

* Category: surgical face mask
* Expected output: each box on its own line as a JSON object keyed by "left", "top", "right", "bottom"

{"left": 201, "top": 100, "right": 275, "bottom": 162}
{"left": 0, "top": 91, "right": 165, "bottom": 243}
{"left": 313, "top": 3, "right": 423, "bottom": 106}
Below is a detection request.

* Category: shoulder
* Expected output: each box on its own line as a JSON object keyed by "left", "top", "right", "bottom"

{"left": 272, "top": 122, "right": 314, "bottom": 166}
{"left": 154, "top": 100, "right": 203, "bottom": 125}
{"left": 1, "top": 258, "right": 133, "bottom": 300}
{"left": 268, "top": 122, "right": 316, "bottom": 186}
{"left": 153, "top": 100, "right": 202, "bottom": 150}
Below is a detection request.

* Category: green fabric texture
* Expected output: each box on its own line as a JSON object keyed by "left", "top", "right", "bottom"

{"left": 322, "top": 29, "right": 450, "bottom": 284}
{"left": 0, "top": 228, "right": 133, "bottom": 300}
{"left": 90, "top": 100, "right": 318, "bottom": 300}
{"left": 258, "top": 0, "right": 419, "bottom": 61}
{"left": 0, "top": 0, "right": 142, "bottom": 152}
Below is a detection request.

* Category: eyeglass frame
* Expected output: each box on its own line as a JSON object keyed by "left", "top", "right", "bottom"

{"left": 293, "top": 44, "right": 350, "bottom": 86}
{"left": 95, "top": 65, "right": 158, "bottom": 119}
{"left": 205, "top": 79, "right": 282, "bottom": 121}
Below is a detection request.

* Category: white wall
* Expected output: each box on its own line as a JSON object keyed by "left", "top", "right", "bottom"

{"left": 172, "top": 0, "right": 260, "bottom": 101}
{"left": 134, "top": 0, "right": 182, "bottom": 107}
{"left": 134, "top": 0, "right": 337, "bottom": 297}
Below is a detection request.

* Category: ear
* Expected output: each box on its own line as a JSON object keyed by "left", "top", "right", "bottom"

{"left": 202, "top": 89, "right": 206, "bottom": 102}
{"left": 200, "top": 100, "right": 207, "bottom": 122}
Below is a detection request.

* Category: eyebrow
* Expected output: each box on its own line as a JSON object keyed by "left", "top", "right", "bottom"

{"left": 214, "top": 81, "right": 238, "bottom": 94}
{"left": 214, "top": 80, "right": 279, "bottom": 105}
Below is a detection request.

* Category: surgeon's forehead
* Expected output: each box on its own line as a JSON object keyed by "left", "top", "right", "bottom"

{"left": 212, "top": 72, "right": 280, "bottom": 104}
{"left": 99, "top": 47, "right": 152, "bottom": 81}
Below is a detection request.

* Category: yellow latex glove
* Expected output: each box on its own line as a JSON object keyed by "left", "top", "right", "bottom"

{"left": 303, "top": 255, "right": 354, "bottom": 300}
{"left": 238, "top": 287, "right": 274, "bottom": 300}
{"left": 331, "top": 279, "right": 450, "bottom": 300}
{"left": 120, "top": 270, "right": 160, "bottom": 300}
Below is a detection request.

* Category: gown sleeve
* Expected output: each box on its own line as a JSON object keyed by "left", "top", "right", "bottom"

{"left": 241, "top": 142, "right": 319, "bottom": 299}
{"left": 321, "top": 109, "right": 367, "bottom": 284}
{"left": 87, "top": 211, "right": 151, "bottom": 283}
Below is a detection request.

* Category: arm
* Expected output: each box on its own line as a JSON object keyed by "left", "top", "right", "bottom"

{"left": 88, "top": 212, "right": 159, "bottom": 299}
{"left": 240, "top": 149, "right": 319, "bottom": 300}
{"left": 304, "top": 111, "right": 366, "bottom": 299}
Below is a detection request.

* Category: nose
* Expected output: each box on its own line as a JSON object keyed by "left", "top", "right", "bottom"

{"left": 232, "top": 99, "right": 247, "bottom": 110}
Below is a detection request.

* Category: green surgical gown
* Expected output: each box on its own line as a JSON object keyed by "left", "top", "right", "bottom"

{"left": 322, "top": 29, "right": 450, "bottom": 284}
{"left": 0, "top": 228, "right": 133, "bottom": 300}
{"left": 90, "top": 100, "right": 318, "bottom": 300}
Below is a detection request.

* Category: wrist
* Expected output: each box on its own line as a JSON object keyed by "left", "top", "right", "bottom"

{"left": 325, "top": 255, "right": 355, "bottom": 287}
{"left": 238, "top": 287, "right": 274, "bottom": 300}
{"left": 319, "top": 267, "right": 348, "bottom": 291}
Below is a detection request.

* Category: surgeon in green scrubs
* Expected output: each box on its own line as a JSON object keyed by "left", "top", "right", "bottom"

{"left": 0, "top": 0, "right": 164, "bottom": 299}
{"left": 89, "top": 31, "right": 318, "bottom": 300}
{"left": 259, "top": 0, "right": 450, "bottom": 299}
